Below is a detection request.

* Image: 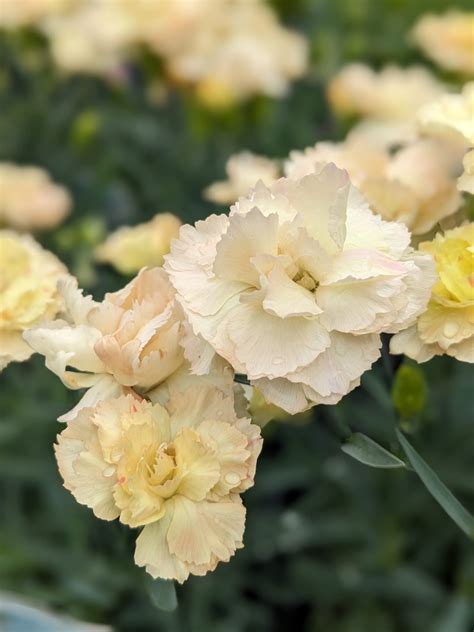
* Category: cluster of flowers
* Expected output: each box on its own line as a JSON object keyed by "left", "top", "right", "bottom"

{"left": 0, "top": 0, "right": 308, "bottom": 106}
{"left": 0, "top": 9, "right": 473, "bottom": 583}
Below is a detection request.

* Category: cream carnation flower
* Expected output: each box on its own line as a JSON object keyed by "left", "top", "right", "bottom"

{"left": 412, "top": 11, "right": 474, "bottom": 76}
{"left": 0, "top": 0, "right": 75, "bottom": 29}
{"left": 24, "top": 267, "right": 185, "bottom": 418}
{"left": 417, "top": 83, "right": 474, "bottom": 146}
{"left": 55, "top": 382, "right": 262, "bottom": 583}
{"left": 284, "top": 137, "right": 463, "bottom": 235}
{"left": 0, "top": 230, "right": 67, "bottom": 370}
{"left": 165, "top": 165, "right": 436, "bottom": 413}
{"left": 204, "top": 152, "right": 280, "bottom": 205}
{"left": 95, "top": 213, "right": 182, "bottom": 275}
{"left": 458, "top": 150, "right": 474, "bottom": 194}
{"left": 166, "top": 1, "right": 308, "bottom": 105}
{"left": 0, "top": 163, "right": 71, "bottom": 231}
{"left": 327, "top": 64, "right": 445, "bottom": 123}
{"left": 391, "top": 223, "right": 474, "bottom": 363}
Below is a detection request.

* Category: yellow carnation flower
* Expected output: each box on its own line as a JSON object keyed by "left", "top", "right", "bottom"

{"left": 55, "top": 383, "right": 262, "bottom": 582}
{"left": 0, "top": 163, "right": 71, "bottom": 231}
{"left": 0, "top": 230, "right": 67, "bottom": 370}
{"left": 412, "top": 11, "right": 474, "bottom": 76}
{"left": 95, "top": 213, "right": 182, "bottom": 275}
{"left": 391, "top": 223, "right": 474, "bottom": 363}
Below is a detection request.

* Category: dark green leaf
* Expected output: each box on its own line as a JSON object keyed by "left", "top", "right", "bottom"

{"left": 341, "top": 433, "right": 407, "bottom": 469}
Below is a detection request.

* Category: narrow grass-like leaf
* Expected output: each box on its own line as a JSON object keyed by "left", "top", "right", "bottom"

{"left": 397, "top": 430, "right": 474, "bottom": 538}
{"left": 341, "top": 432, "right": 407, "bottom": 468}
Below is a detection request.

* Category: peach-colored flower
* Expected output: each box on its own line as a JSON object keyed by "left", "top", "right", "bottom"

{"left": 24, "top": 268, "right": 185, "bottom": 418}
{"left": 458, "top": 150, "right": 474, "bottom": 194}
{"left": 0, "top": 230, "right": 67, "bottom": 370}
{"left": 204, "top": 152, "right": 280, "bottom": 205}
{"left": 55, "top": 382, "right": 262, "bottom": 582}
{"left": 417, "top": 83, "right": 474, "bottom": 146}
{"left": 412, "top": 11, "right": 474, "bottom": 76}
{"left": 327, "top": 64, "right": 444, "bottom": 123}
{"left": 95, "top": 213, "right": 182, "bottom": 275}
{"left": 391, "top": 223, "right": 474, "bottom": 363}
{"left": 284, "top": 137, "right": 463, "bottom": 235}
{"left": 0, "top": 163, "right": 71, "bottom": 231}
{"left": 165, "top": 165, "right": 436, "bottom": 413}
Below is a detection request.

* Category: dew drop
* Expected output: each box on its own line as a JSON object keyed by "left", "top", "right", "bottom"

{"left": 272, "top": 356, "right": 284, "bottom": 366}
{"left": 443, "top": 321, "right": 459, "bottom": 339}
{"left": 103, "top": 466, "right": 115, "bottom": 477}
{"left": 224, "top": 472, "right": 241, "bottom": 486}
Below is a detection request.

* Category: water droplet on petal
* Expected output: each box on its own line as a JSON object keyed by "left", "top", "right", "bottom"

{"left": 443, "top": 321, "right": 459, "bottom": 339}
{"left": 224, "top": 472, "right": 241, "bottom": 486}
{"left": 272, "top": 356, "right": 284, "bottom": 366}
{"left": 103, "top": 466, "right": 115, "bottom": 477}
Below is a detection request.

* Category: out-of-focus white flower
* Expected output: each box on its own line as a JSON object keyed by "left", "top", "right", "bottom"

{"left": 55, "top": 381, "right": 262, "bottom": 582}
{"left": 0, "top": 230, "right": 67, "bottom": 370}
{"left": 412, "top": 11, "right": 474, "bottom": 76}
{"left": 458, "top": 150, "right": 474, "bottom": 194}
{"left": 95, "top": 213, "right": 182, "bottom": 275}
{"left": 284, "top": 138, "right": 463, "bottom": 235}
{"left": 166, "top": 1, "right": 308, "bottom": 105}
{"left": 24, "top": 268, "right": 186, "bottom": 418}
{"left": 391, "top": 223, "right": 474, "bottom": 363}
{"left": 327, "top": 64, "right": 445, "bottom": 123}
{"left": 165, "top": 165, "right": 436, "bottom": 413}
{"left": 41, "top": 2, "right": 136, "bottom": 75}
{"left": 204, "top": 152, "right": 280, "bottom": 205}
{"left": 0, "top": 163, "right": 71, "bottom": 231}
{"left": 0, "top": 0, "right": 75, "bottom": 29}
{"left": 417, "top": 83, "right": 474, "bottom": 145}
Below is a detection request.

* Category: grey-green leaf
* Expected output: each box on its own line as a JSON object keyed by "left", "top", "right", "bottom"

{"left": 396, "top": 430, "right": 474, "bottom": 539}
{"left": 146, "top": 578, "right": 178, "bottom": 612}
{"left": 341, "top": 432, "right": 407, "bottom": 469}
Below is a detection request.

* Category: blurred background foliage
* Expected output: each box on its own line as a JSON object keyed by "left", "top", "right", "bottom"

{"left": 0, "top": 1, "right": 473, "bottom": 630}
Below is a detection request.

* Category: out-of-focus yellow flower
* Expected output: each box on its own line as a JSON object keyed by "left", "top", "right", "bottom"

{"left": 417, "top": 83, "right": 474, "bottom": 146}
{"left": 391, "top": 223, "right": 474, "bottom": 363}
{"left": 412, "top": 11, "right": 474, "bottom": 76}
{"left": 0, "top": 163, "right": 71, "bottom": 231}
{"left": 0, "top": 0, "right": 75, "bottom": 29}
{"left": 458, "top": 150, "right": 474, "bottom": 194}
{"left": 327, "top": 64, "right": 444, "bottom": 123}
{"left": 95, "top": 213, "right": 182, "bottom": 275}
{"left": 55, "top": 382, "right": 262, "bottom": 582}
{"left": 166, "top": 164, "right": 435, "bottom": 414}
{"left": 284, "top": 137, "right": 463, "bottom": 235}
{"left": 204, "top": 152, "right": 280, "bottom": 205}
{"left": 0, "top": 230, "right": 67, "bottom": 370}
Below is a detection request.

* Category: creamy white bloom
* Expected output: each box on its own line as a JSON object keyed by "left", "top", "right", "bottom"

{"left": 166, "top": 165, "right": 436, "bottom": 413}
{"left": 55, "top": 382, "right": 262, "bottom": 582}
{"left": 165, "top": 0, "right": 308, "bottom": 105}
{"left": 204, "top": 152, "right": 280, "bottom": 205}
{"left": 0, "top": 0, "right": 75, "bottom": 29}
{"left": 0, "top": 230, "right": 67, "bottom": 370}
{"left": 458, "top": 150, "right": 474, "bottom": 194}
{"left": 417, "top": 83, "right": 474, "bottom": 146}
{"left": 24, "top": 267, "right": 186, "bottom": 418}
{"left": 0, "top": 163, "right": 71, "bottom": 231}
{"left": 285, "top": 137, "right": 463, "bottom": 235}
{"left": 412, "top": 11, "right": 474, "bottom": 76}
{"left": 327, "top": 64, "right": 445, "bottom": 123}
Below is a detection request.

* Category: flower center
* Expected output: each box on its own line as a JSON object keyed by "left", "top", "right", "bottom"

{"left": 292, "top": 269, "right": 318, "bottom": 292}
